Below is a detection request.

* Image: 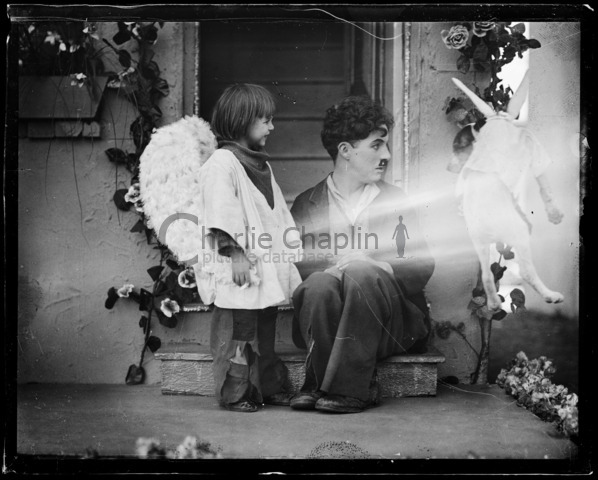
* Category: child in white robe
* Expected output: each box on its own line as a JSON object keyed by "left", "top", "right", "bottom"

{"left": 197, "top": 84, "right": 302, "bottom": 412}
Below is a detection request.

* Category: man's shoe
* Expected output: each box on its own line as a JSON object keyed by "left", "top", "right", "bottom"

{"left": 290, "top": 391, "right": 324, "bottom": 410}
{"left": 263, "top": 392, "right": 293, "bottom": 406}
{"left": 314, "top": 394, "right": 371, "bottom": 414}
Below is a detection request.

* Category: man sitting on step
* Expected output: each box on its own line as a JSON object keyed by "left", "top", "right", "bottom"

{"left": 289, "top": 95, "right": 435, "bottom": 414}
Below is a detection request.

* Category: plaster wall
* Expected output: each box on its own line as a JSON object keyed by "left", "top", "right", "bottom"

{"left": 17, "top": 22, "right": 193, "bottom": 384}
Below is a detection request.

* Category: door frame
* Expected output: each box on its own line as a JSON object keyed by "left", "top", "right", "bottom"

{"left": 184, "top": 20, "right": 410, "bottom": 191}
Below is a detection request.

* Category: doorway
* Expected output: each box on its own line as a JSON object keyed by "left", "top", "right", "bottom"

{"left": 199, "top": 20, "right": 350, "bottom": 202}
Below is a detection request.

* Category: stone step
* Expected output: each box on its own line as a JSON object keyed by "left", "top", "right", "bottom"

{"left": 155, "top": 343, "right": 445, "bottom": 398}
{"left": 169, "top": 305, "right": 295, "bottom": 345}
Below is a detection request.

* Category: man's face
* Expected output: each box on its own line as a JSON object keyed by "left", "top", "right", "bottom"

{"left": 345, "top": 127, "right": 391, "bottom": 184}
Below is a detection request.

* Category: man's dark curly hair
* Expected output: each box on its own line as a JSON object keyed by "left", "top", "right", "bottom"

{"left": 321, "top": 96, "right": 395, "bottom": 162}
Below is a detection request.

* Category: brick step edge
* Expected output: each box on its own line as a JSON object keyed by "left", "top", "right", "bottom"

{"left": 156, "top": 344, "right": 445, "bottom": 398}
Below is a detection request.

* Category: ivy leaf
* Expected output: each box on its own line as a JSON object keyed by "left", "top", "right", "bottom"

{"left": 139, "top": 315, "right": 148, "bottom": 333}
{"left": 510, "top": 288, "right": 526, "bottom": 309}
{"left": 434, "top": 321, "right": 452, "bottom": 340}
{"left": 147, "top": 336, "right": 162, "bottom": 352}
{"left": 141, "top": 60, "right": 160, "bottom": 80}
{"left": 113, "top": 22, "right": 132, "bottom": 45}
{"left": 125, "top": 364, "right": 145, "bottom": 385}
{"left": 138, "top": 288, "right": 153, "bottom": 312}
{"left": 456, "top": 55, "right": 470, "bottom": 74}
{"left": 144, "top": 227, "right": 154, "bottom": 245}
{"left": 148, "top": 105, "right": 163, "bottom": 121}
{"left": 163, "top": 271, "right": 179, "bottom": 292}
{"left": 130, "top": 115, "right": 154, "bottom": 151}
{"left": 138, "top": 24, "right": 158, "bottom": 44}
{"left": 492, "top": 309, "right": 508, "bottom": 321}
{"left": 156, "top": 309, "right": 177, "bottom": 328}
{"left": 113, "top": 189, "right": 131, "bottom": 211}
{"left": 528, "top": 38, "right": 541, "bottom": 49}
{"left": 473, "top": 61, "right": 487, "bottom": 73}
{"left": 152, "top": 78, "right": 170, "bottom": 98}
{"left": 491, "top": 262, "right": 507, "bottom": 281}
{"left": 147, "top": 265, "right": 164, "bottom": 282}
{"left": 105, "top": 147, "right": 128, "bottom": 164}
{"left": 472, "top": 287, "right": 485, "bottom": 298}
{"left": 166, "top": 258, "right": 181, "bottom": 270}
{"left": 126, "top": 153, "right": 139, "bottom": 172}
{"left": 118, "top": 49, "right": 132, "bottom": 69}
{"left": 130, "top": 219, "right": 146, "bottom": 233}
{"left": 473, "top": 42, "right": 489, "bottom": 62}
{"left": 510, "top": 23, "right": 526, "bottom": 35}
{"left": 128, "top": 290, "right": 141, "bottom": 303}
{"left": 503, "top": 246, "right": 515, "bottom": 260}
{"left": 154, "top": 280, "right": 168, "bottom": 297}
{"left": 105, "top": 287, "right": 119, "bottom": 309}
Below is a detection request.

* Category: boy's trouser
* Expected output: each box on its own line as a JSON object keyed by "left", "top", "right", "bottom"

{"left": 211, "top": 306, "right": 288, "bottom": 405}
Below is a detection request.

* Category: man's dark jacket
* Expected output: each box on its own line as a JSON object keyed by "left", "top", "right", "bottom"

{"left": 290, "top": 177, "right": 436, "bottom": 352}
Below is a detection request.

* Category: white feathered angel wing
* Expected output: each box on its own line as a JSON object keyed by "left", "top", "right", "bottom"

{"left": 139, "top": 116, "right": 218, "bottom": 264}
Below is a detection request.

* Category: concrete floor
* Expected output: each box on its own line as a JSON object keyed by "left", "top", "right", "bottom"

{"left": 13, "top": 382, "right": 581, "bottom": 471}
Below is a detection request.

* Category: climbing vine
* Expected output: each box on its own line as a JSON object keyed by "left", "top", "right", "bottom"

{"left": 17, "top": 19, "right": 199, "bottom": 385}
{"left": 98, "top": 22, "right": 206, "bottom": 384}
{"left": 436, "top": 21, "right": 542, "bottom": 384}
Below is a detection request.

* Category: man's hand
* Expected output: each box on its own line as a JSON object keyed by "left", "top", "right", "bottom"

{"left": 230, "top": 249, "right": 251, "bottom": 287}
{"left": 336, "top": 252, "right": 393, "bottom": 275}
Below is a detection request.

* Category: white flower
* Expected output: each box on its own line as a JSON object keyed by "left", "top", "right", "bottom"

{"left": 117, "top": 284, "right": 135, "bottom": 298}
{"left": 160, "top": 298, "right": 180, "bottom": 317}
{"left": 70, "top": 72, "right": 87, "bottom": 88}
{"left": 44, "top": 31, "right": 60, "bottom": 45}
{"left": 441, "top": 25, "right": 470, "bottom": 49}
{"left": 174, "top": 436, "right": 200, "bottom": 459}
{"left": 565, "top": 393, "right": 578, "bottom": 407}
{"left": 107, "top": 79, "right": 122, "bottom": 89}
{"left": 178, "top": 268, "right": 197, "bottom": 288}
{"left": 119, "top": 66, "right": 136, "bottom": 78}
{"left": 83, "top": 24, "right": 100, "bottom": 40}
{"left": 28, "top": 25, "right": 36, "bottom": 34}
{"left": 59, "top": 42, "right": 67, "bottom": 52}
{"left": 135, "top": 437, "right": 162, "bottom": 458}
{"left": 69, "top": 44, "right": 80, "bottom": 53}
{"left": 125, "top": 183, "right": 141, "bottom": 203}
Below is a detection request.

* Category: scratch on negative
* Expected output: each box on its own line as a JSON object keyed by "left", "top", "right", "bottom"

{"left": 335, "top": 335, "right": 356, "bottom": 341}
{"left": 283, "top": 7, "right": 403, "bottom": 41}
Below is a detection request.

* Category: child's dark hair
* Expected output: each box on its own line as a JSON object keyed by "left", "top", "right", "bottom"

{"left": 321, "top": 96, "right": 394, "bottom": 162}
{"left": 211, "top": 83, "right": 276, "bottom": 142}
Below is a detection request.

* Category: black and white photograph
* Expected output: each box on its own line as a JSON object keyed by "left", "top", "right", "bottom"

{"left": 5, "top": 3, "right": 594, "bottom": 475}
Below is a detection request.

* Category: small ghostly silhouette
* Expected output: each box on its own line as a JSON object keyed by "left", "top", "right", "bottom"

{"left": 392, "top": 215, "right": 409, "bottom": 258}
